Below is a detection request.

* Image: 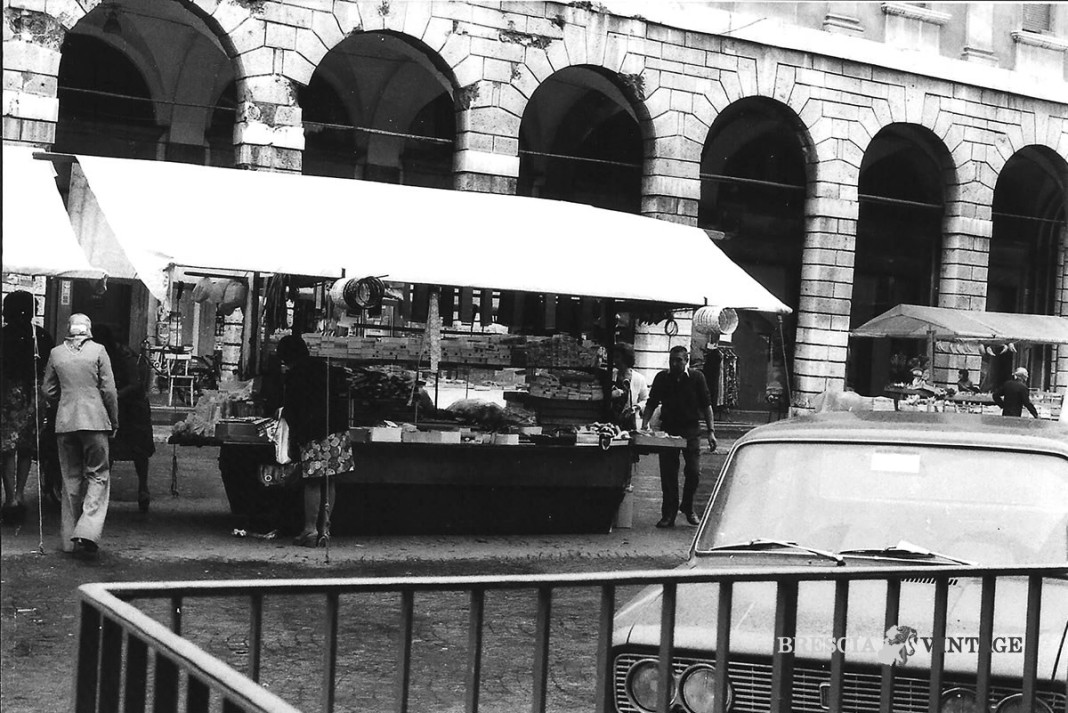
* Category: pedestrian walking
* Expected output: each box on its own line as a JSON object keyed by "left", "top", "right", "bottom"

{"left": 991, "top": 367, "right": 1038, "bottom": 418}
{"left": 640, "top": 345, "right": 716, "bottom": 528}
{"left": 1, "top": 290, "right": 55, "bottom": 525}
{"left": 93, "top": 325, "right": 155, "bottom": 513}
{"left": 41, "top": 314, "right": 119, "bottom": 557}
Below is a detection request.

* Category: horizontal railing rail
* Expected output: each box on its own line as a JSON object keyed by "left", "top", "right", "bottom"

{"left": 76, "top": 563, "right": 1068, "bottom": 713}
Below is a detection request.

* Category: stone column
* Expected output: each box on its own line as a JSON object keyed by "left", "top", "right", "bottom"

{"left": 823, "top": 2, "right": 866, "bottom": 36}
{"left": 936, "top": 210, "right": 993, "bottom": 386}
{"left": 233, "top": 75, "right": 304, "bottom": 173}
{"left": 2, "top": 10, "right": 65, "bottom": 148}
{"left": 641, "top": 111, "right": 702, "bottom": 226}
{"left": 634, "top": 122, "right": 703, "bottom": 379}
{"left": 452, "top": 84, "right": 521, "bottom": 195}
{"left": 792, "top": 192, "right": 859, "bottom": 406}
{"left": 961, "top": 3, "right": 999, "bottom": 66}
{"left": 1056, "top": 226, "right": 1068, "bottom": 391}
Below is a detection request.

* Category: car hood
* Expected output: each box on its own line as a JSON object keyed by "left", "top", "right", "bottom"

{"left": 613, "top": 557, "right": 1068, "bottom": 681}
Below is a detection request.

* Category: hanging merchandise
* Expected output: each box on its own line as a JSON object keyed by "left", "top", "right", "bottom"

{"left": 692, "top": 306, "right": 739, "bottom": 336}
{"left": 720, "top": 344, "right": 740, "bottom": 408}
{"left": 191, "top": 276, "right": 214, "bottom": 303}
{"left": 218, "top": 280, "right": 248, "bottom": 317}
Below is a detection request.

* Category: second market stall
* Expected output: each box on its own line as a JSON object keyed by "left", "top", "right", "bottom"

{"left": 50, "top": 152, "right": 791, "bottom": 534}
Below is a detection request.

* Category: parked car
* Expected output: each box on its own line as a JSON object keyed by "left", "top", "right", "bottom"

{"left": 612, "top": 411, "right": 1068, "bottom": 713}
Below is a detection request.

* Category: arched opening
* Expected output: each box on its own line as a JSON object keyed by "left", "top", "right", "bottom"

{"left": 300, "top": 31, "right": 456, "bottom": 188}
{"left": 54, "top": 0, "right": 236, "bottom": 165}
{"left": 989, "top": 147, "right": 1068, "bottom": 390}
{"left": 849, "top": 124, "right": 949, "bottom": 396}
{"left": 517, "top": 66, "right": 643, "bottom": 213}
{"left": 698, "top": 97, "right": 809, "bottom": 412}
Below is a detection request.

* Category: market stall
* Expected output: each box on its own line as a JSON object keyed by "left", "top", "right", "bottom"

{"left": 45, "top": 152, "right": 790, "bottom": 534}
{"left": 852, "top": 304, "right": 1068, "bottom": 418}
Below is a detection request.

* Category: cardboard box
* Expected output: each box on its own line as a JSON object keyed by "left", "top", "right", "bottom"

{"left": 214, "top": 419, "right": 270, "bottom": 442}
{"left": 630, "top": 432, "right": 686, "bottom": 449}
{"left": 350, "top": 426, "right": 403, "bottom": 443}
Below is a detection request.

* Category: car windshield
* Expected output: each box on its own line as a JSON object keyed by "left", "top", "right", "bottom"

{"left": 695, "top": 442, "right": 1068, "bottom": 565}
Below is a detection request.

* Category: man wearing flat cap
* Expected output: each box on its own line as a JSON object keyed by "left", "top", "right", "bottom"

{"left": 42, "top": 314, "right": 119, "bottom": 556}
{"left": 992, "top": 366, "right": 1038, "bottom": 418}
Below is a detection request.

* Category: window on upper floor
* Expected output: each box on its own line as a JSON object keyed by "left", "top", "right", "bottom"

{"left": 1022, "top": 3, "right": 1052, "bottom": 33}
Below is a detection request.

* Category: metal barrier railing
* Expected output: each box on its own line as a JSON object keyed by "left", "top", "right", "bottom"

{"left": 76, "top": 564, "right": 1068, "bottom": 713}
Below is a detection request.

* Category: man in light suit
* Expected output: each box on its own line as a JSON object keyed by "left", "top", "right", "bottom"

{"left": 42, "top": 314, "right": 119, "bottom": 556}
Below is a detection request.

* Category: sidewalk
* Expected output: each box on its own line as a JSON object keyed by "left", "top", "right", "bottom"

{"left": 0, "top": 433, "right": 748, "bottom": 571}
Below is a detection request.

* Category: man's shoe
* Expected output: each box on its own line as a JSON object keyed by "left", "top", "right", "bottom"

{"left": 655, "top": 517, "right": 675, "bottom": 528}
{"left": 682, "top": 512, "right": 701, "bottom": 526}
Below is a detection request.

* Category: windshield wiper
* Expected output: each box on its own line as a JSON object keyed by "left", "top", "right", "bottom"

{"left": 838, "top": 540, "right": 976, "bottom": 566}
{"left": 705, "top": 538, "right": 846, "bottom": 566}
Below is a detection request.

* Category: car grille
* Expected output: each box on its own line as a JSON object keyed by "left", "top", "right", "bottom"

{"left": 613, "top": 652, "right": 1067, "bottom": 712}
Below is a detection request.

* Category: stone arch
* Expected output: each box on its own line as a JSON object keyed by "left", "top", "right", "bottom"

{"left": 55, "top": 0, "right": 238, "bottom": 163}
{"left": 988, "top": 144, "right": 1068, "bottom": 390}
{"left": 299, "top": 29, "right": 457, "bottom": 187}
{"left": 516, "top": 63, "right": 651, "bottom": 214}
{"left": 696, "top": 95, "right": 813, "bottom": 411}
{"left": 848, "top": 122, "right": 956, "bottom": 395}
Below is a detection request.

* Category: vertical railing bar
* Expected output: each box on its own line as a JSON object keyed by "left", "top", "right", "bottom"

{"left": 928, "top": 577, "right": 950, "bottom": 713}
{"left": 465, "top": 589, "right": 485, "bottom": 713}
{"left": 396, "top": 590, "right": 415, "bottom": 713}
{"left": 976, "top": 576, "right": 996, "bottom": 710}
{"left": 880, "top": 578, "right": 901, "bottom": 713}
{"left": 658, "top": 582, "right": 677, "bottom": 713}
{"left": 713, "top": 582, "right": 733, "bottom": 713}
{"left": 153, "top": 655, "right": 179, "bottom": 713}
{"left": 248, "top": 594, "right": 263, "bottom": 684}
{"left": 322, "top": 591, "right": 340, "bottom": 713}
{"left": 75, "top": 602, "right": 102, "bottom": 713}
{"left": 532, "top": 586, "right": 552, "bottom": 713}
{"left": 99, "top": 617, "right": 124, "bottom": 712}
{"left": 124, "top": 633, "right": 148, "bottom": 713}
{"left": 828, "top": 580, "right": 849, "bottom": 713}
{"left": 186, "top": 676, "right": 210, "bottom": 713}
{"left": 171, "top": 595, "right": 183, "bottom": 636}
{"left": 1021, "top": 576, "right": 1043, "bottom": 711}
{"left": 769, "top": 580, "right": 798, "bottom": 713}
{"left": 594, "top": 585, "right": 616, "bottom": 713}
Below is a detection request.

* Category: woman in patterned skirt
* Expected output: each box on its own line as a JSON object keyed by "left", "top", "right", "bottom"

{"left": 277, "top": 334, "right": 353, "bottom": 547}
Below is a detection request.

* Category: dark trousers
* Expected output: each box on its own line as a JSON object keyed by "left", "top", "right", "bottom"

{"left": 658, "top": 437, "right": 701, "bottom": 520}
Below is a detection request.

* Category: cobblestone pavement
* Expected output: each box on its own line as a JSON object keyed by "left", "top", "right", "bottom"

{"left": 0, "top": 436, "right": 738, "bottom": 713}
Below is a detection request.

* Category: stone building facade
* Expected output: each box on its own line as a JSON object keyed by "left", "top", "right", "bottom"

{"left": 3, "top": 1, "right": 1066, "bottom": 409}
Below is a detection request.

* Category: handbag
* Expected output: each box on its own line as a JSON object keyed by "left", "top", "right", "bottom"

{"left": 273, "top": 411, "right": 292, "bottom": 465}
{"left": 258, "top": 461, "right": 300, "bottom": 488}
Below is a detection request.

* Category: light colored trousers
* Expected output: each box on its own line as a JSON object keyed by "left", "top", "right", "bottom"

{"left": 57, "top": 431, "right": 110, "bottom": 551}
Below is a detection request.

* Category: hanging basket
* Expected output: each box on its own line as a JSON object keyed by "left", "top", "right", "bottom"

{"left": 693, "top": 306, "right": 739, "bottom": 336}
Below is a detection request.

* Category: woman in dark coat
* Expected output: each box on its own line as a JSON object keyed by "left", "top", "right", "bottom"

{"left": 1, "top": 290, "right": 54, "bottom": 524}
{"left": 277, "top": 335, "right": 353, "bottom": 547}
{"left": 93, "top": 325, "right": 155, "bottom": 512}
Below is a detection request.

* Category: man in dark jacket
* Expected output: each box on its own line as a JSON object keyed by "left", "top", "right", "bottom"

{"left": 641, "top": 346, "right": 716, "bottom": 528}
{"left": 992, "top": 367, "right": 1038, "bottom": 418}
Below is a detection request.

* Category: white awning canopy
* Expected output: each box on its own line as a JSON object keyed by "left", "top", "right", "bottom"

{"left": 851, "top": 304, "right": 1068, "bottom": 345}
{"left": 2, "top": 146, "right": 105, "bottom": 279}
{"left": 66, "top": 154, "right": 791, "bottom": 314}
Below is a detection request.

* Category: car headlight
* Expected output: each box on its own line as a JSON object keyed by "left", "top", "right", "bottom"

{"left": 941, "top": 688, "right": 979, "bottom": 713}
{"left": 626, "top": 659, "right": 674, "bottom": 712}
{"left": 995, "top": 694, "right": 1054, "bottom": 713}
{"left": 680, "top": 664, "right": 732, "bottom": 713}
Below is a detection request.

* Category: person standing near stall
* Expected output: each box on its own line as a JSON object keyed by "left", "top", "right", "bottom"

{"left": 1, "top": 290, "right": 55, "bottom": 524}
{"left": 93, "top": 325, "right": 155, "bottom": 512}
{"left": 277, "top": 334, "right": 353, "bottom": 547}
{"left": 992, "top": 367, "right": 1038, "bottom": 418}
{"left": 640, "top": 345, "right": 716, "bottom": 529}
{"left": 41, "top": 314, "right": 119, "bottom": 556}
{"left": 610, "top": 342, "right": 648, "bottom": 431}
